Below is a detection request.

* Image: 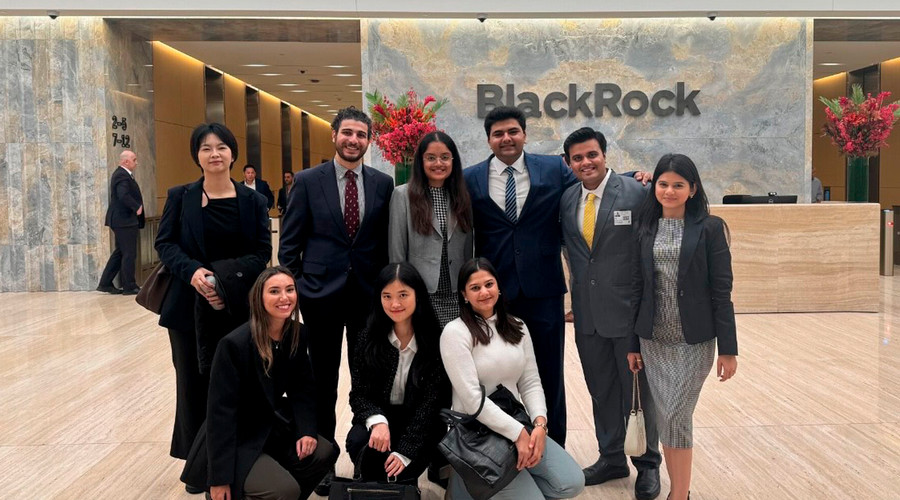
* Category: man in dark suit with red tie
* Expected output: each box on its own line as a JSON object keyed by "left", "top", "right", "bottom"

{"left": 279, "top": 106, "right": 394, "bottom": 493}
{"left": 97, "top": 150, "right": 144, "bottom": 295}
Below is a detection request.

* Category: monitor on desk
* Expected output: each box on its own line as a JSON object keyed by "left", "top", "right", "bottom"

{"left": 722, "top": 194, "right": 798, "bottom": 204}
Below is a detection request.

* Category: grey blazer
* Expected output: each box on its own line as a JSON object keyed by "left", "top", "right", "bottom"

{"left": 388, "top": 184, "right": 474, "bottom": 294}
{"left": 561, "top": 171, "right": 648, "bottom": 338}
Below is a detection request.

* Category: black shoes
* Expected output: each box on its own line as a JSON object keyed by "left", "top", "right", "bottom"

{"left": 635, "top": 468, "right": 661, "bottom": 500}
{"left": 121, "top": 286, "right": 140, "bottom": 295}
{"left": 96, "top": 284, "right": 122, "bottom": 294}
{"left": 583, "top": 459, "right": 630, "bottom": 486}
{"left": 314, "top": 467, "right": 335, "bottom": 497}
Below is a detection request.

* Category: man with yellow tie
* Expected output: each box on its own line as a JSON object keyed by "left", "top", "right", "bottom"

{"left": 559, "top": 127, "right": 661, "bottom": 500}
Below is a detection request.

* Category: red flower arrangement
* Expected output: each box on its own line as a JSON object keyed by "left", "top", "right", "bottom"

{"left": 365, "top": 89, "right": 447, "bottom": 166}
{"left": 819, "top": 84, "right": 900, "bottom": 158}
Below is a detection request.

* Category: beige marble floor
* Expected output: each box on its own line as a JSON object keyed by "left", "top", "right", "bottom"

{"left": 1, "top": 272, "right": 899, "bottom": 499}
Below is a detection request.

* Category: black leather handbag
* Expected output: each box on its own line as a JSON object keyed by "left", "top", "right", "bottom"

{"left": 438, "top": 384, "right": 533, "bottom": 500}
{"left": 328, "top": 477, "right": 420, "bottom": 500}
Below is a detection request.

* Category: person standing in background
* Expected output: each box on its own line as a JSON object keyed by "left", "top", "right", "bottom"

{"left": 243, "top": 164, "right": 275, "bottom": 210}
{"left": 97, "top": 150, "right": 144, "bottom": 295}
{"left": 811, "top": 167, "right": 824, "bottom": 203}
{"left": 277, "top": 170, "right": 294, "bottom": 215}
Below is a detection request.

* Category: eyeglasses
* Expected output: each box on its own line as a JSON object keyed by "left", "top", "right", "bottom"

{"left": 424, "top": 154, "right": 454, "bottom": 164}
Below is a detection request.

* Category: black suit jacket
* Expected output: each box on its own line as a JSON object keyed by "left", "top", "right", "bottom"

{"left": 348, "top": 327, "right": 448, "bottom": 461}
{"left": 277, "top": 185, "right": 289, "bottom": 215}
{"left": 206, "top": 323, "right": 317, "bottom": 498}
{"left": 155, "top": 179, "right": 272, "bottom": 332}
{"left": 245, "top": 180, "right": 274, "bottom": 210}
{"left": 632, "top": 214, "right": 738, "bottom": 355}
{"left": 105, "top": 166, "right": 144, "bottom": 229}
{"left": 278, "top": 161, "right": 394, "bottom": 300}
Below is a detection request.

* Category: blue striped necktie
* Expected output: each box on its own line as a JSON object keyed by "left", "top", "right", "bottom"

{"left": 504, "top": 166, "right": 517, "bottom": 223}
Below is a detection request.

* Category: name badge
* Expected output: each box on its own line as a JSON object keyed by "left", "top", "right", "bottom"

{"left": 613, "top": 210, "right": 632, "bottom": 226}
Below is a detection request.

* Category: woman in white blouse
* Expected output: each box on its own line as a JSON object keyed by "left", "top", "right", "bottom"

{"left": 441, "top": 258, "right": 585, "bottom": 499}
{"left": 347, "top": 262, "right": 449, "bottom": 483}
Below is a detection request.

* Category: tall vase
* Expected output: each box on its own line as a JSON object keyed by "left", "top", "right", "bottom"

{"left": 846, "top": 156, "right": 869, "bottom": 202}
{"left": 394, "top": 160, "right": 412, "bottom": 186}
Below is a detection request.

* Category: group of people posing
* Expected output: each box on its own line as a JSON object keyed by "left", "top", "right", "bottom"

{"left": 153, "top": 104, "right": 738, "bottom": 500}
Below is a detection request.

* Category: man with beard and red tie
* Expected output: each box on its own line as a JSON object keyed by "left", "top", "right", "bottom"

{"left": 279, "top": 106, "right": 394, "bottom": 494}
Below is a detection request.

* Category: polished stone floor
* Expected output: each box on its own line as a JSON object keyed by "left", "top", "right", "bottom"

{"left": 1, "top": 273, "right": 898, "bottom": 499}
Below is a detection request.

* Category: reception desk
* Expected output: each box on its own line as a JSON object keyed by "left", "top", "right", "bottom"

{"left": 710, "top": 203, "right": 880, "bottom": 313}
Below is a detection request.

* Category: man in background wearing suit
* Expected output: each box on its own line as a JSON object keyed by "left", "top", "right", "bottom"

{"left": 560, "top": 128, "right": 660, "bottom": 499}
{"left": 279, "top": 106, "right": 394, "bottom": 494}
{"left": 277, "top": 170, "right": 294, "bottom": 215}
{"left": 242, "top": 164, "right": 275, "bottom": 210}
{"left": 97, "top": 150, "right": 144, "bottom": 295}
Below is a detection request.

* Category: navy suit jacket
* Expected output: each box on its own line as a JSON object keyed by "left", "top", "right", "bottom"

{"left": 464, "top": 153, "right": 577, "bottom": 301}
{"left": 105, "top": 166, "right": 144, "bottom": 229}
{"left": 278, "top": 161, "right": 394, "bottom": 300}
{"left": 245, "top": 179, "right": 274, "bottom": 210}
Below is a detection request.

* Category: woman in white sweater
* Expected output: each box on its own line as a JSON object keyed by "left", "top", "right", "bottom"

{"left": 440, "top": 258, "right": 584, "bottom": 500}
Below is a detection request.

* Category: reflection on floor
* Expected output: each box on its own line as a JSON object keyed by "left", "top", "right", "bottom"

{"left": 0, "top": 273, "right": 898, "bottom": 499}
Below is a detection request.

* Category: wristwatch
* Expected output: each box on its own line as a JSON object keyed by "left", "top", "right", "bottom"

{"left": 534, "top": 421, "right": 548, "bottom": 432}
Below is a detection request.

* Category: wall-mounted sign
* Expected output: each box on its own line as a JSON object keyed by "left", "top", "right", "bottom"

{"left": 110, "top": 115, "right": 131, "bottom": 148}
{"left": 476, "top": 83, "right": 701, "bottom": 119}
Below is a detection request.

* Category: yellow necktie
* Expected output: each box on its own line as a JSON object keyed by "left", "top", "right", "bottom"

{"left": 583, "top": 193, "right": 596, "bottom": 250}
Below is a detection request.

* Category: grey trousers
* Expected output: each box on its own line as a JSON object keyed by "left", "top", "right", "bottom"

{"left": 243, "top": 438, "right": 337, "bottom": 500}
{"left": 447, "top": 437, "right": 585, "bottom": 500}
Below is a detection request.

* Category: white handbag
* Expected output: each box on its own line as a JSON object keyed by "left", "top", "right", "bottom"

{"left": 624, "top": 371, "right": 647, "bottom": 456}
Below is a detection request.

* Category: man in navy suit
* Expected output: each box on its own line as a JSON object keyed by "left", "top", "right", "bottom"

{"left": 242, "top": 164, "right": 275, "bottom": 210}
{"left": 279, "top": 106, "right": 394, "bottom": 493}
{"left": 97, "top": 150, "right": 144, "bottom": 295}
{"left": 465, "top": 107, "right": 649, "bottom": 447}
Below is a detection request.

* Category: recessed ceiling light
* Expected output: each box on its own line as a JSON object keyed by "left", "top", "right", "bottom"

{"left": 819, "top": 62, "right": 843, "bottom": 66}
{"left": 143, "top": 64, "right": 153, "bottom": 67}
{"left": 352, "top": 90, "right": 363, "bottom": 93}
{"left": 147, "top": 90, "right": 154, "bottom": 93}
{"left": 326, "top": 65, "right": 349, "bottom": 68}
{"left": 327, "top": 109, "right": 338, "bottom": 112}
{"left": 347, "top": 84, "right": 362, "bottom": 87}
{"left": 310, "top": 100, "right": 323, "bottom": 103}
{"left": 260, "top": 73, "right": 283, "bottom": 77}
{"left": 127, "top": 83, "right": 140, "bottom": 86}
{"left": 290, "top": 89, "right": 309, "bottom": 93}
{"left": 317, "top": 104, "right": 330, "bottom": 107}
{"left": 333, "top": 73, "right": 356, "bottom": 77}
{"left": 243, "top": 64, "right": 269, "bottom": 67}
{"left": 277, "top": 83, "right": 299, "bottom": 87}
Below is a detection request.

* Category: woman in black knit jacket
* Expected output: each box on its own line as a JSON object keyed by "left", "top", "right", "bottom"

{"left": 347, "top": 262, "right": 449, "bottom": 483}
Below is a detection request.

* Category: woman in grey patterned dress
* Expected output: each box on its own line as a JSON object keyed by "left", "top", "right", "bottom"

{"left": 389, "top": 131, "right": 474, "bottom": 327}
{"left": 628, "top": 154, "right": 738, "bottom": 500}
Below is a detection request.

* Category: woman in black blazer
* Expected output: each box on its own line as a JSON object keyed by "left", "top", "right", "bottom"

{"left": 347, "top": 262, "right": 449, "bottom": 483}
{"left": 155, "top": 123, "right": 271, "bottom": 468}
{"left": 628, "top": 154, "right": 738, "bottom": 500}
{"left": 206, "top": 266, "right": 337, "bottom": 500}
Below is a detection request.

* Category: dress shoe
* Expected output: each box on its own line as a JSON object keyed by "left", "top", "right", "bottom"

{"left": 184, "top": 483, "right": 204, "bottom": 494}
{"left": 583, "top": 459, "right": 629, "bottom": 486}
{"left": 314, "top": 468, "right": 335, "bottom": 497}
{"left": 96, "top": 284, "right": 123, "bottom": 294}
{"left": 121, "top": 286, "right": 141, "bottom": 296}
{"left": 635, "top": 468, "right": 661, "bottom": 500}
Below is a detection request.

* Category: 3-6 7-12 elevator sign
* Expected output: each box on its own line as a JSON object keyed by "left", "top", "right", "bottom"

{"left": 476, "top": 83, "right": 701, "bottom": 119}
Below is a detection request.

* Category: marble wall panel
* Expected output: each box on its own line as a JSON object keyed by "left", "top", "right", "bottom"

{"left": 361, "top": 18, "right": 813, "bottom": 201}
{"left": 0, "top": 17, "right": 156, "bottom": 291}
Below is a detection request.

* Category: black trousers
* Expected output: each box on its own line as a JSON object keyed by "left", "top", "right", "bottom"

{"left": 299, "top": 278, "right": 371, "bottom": 449}
{"left": 345, "top": 405, "right": 443, "bottom": 483}
{"left": 507, "top": 294, "right": 567, "bottom": 446}
{"left": 98, "top": 226, "right": 138, "bottom": 289}
{"left": 168, "top": 327, "right": 209, "bottom": 459}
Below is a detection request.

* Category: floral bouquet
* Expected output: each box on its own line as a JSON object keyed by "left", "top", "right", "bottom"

{"left": 819, "top": 84, "right": 900, "bottom": 201}
{"left": 366, "top": 89, "right": 447, "bottom": 185}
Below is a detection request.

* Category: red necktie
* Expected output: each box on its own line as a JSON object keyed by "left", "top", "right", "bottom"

{"left": 344, "top": 170, "right": 360, "bottom": 239}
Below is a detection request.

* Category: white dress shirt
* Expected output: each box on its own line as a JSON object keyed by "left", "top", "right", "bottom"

{"left": 244, "top": 180, "right": 257, "bottom": 190}
{"left": 364, "top": 330, "right": 417, "bottom": 466}
{"left": 577, "top": 168, "right": 612, "bottom": 229}
{"left": 489, "top": 154, "right": 530, "bottom": 219}
{"left": 334, "top": 157, "right": 367, "bottom": 222}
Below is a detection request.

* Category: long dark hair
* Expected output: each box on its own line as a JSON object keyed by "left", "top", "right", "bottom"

{"left": 635, "top": 153, "right": 711, "bottom": 243}
{"left": 248, "top": 266, "right": 302, "bottom": 376}
{"left": 408, "top": 131, "right": 473, "bottom": 235}
{"left": 457, "top": 258, "right": 523, "bottom": 346}
{"left": 360, "top": 263, "right": 442, "bottom": 385}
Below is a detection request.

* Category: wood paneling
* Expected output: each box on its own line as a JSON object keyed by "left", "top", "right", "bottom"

{"left": 880, "top": 57, "right": 900, "bottom": 209}
{"left": 813, "top": 73, "right": 848, "bottom": 201}
{"left": 309, "top": 114, "right": 334, "bottom": 165}
{"left": 711, "top": 203, "right": 881, "bottom": 313}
